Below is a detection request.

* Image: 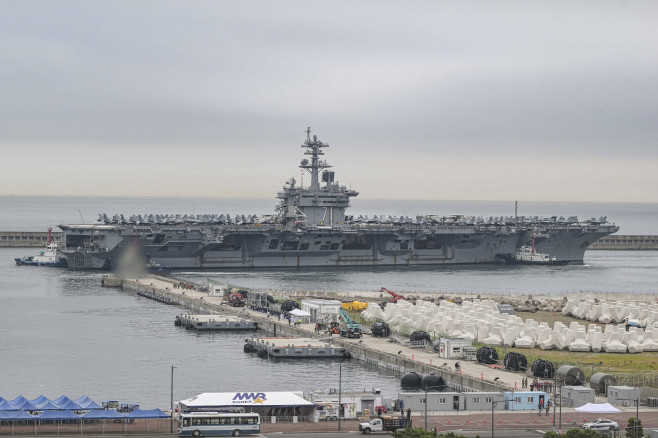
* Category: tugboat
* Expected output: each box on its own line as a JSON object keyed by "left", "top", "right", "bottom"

{"left": 15, "top": 228, "right": 68, "bottom": 267}
{"left": 511, "top": 235, "right": 566, "bottom": 265}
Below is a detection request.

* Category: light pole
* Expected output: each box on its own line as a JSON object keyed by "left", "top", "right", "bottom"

{"left": 619, "top": 397, "right": 640, "bottom": 438}
{"left": 170, "top": 365, "right": 177, "bottom": 433}
{"left": 424, "top": 385, "right": 447, "bottom": 430}
{"left": 633, "top": 397, "right": 639, "bottom": 438}
{"left": 491, "top": 399, "right": 500, "bottom": 438}
{"left": 338, "top": 364, "right": 342, "bottom": 432}
{"left": 559, "top": 385, "right": 563, "bottom": 432}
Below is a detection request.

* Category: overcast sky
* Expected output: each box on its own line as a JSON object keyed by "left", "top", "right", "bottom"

{"left": 1, "top": 1, "right": 657, "bottom": 202}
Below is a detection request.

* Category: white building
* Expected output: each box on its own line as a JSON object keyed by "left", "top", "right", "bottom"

{"left": 301, "top": 299, "right": 342, "bottom": 323}
{"left": 307, "top": 389, "right": 383, "bottom": 420}
{"left": 436, "top": 338, "right": 473, "bottom": 359}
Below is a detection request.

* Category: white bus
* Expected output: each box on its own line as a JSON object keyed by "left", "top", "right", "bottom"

{"left": 178, "top": 412, "right": 260, "bottom": 437}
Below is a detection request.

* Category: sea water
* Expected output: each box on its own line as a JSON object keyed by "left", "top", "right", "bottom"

{"left": 1, "top": 196, "right": 657, "bottom": 408}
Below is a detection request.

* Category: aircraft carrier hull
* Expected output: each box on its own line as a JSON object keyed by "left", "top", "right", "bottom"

{"left": 60, "top": 226, "right": 616, "bottom": 270}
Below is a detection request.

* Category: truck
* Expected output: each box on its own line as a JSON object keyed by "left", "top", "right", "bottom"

{"left": 338, "top": 308, "right": 362, "bottom": 338}
{"left": 358, "top": 417, "right": 412, "bottom": 434}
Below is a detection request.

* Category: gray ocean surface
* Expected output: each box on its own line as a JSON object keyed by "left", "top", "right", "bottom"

{"left": 1, "top": 196, "right": 657, "bottom": 409}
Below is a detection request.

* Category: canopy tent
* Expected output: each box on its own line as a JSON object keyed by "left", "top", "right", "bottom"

{"left": 289, "top": 309, "right": 311, "bottom": 317}
{"left": 82, "top": 409, "right": 125, "bottom": 419}
{"left": 36, "top": 401, "right": 63, "bottom": 410}
{"left": 8, "top": 396, "right": 30, "bottom": 406}
{"left": 73, "top": 396, "right": 103, "bottom": 410}
{"left": 8, "top": 399, "right": 39, "bottom": 411}
{"left": 0, "top": 410, "right": 36, "bottom": 420}
{"left": 37, "top": 410, "right": 81, "bottom": 421}
{"left": 56, "top": 399, "right": 83, "bottom": 410}
{"left": 0, "top": 395, "right": 103, "bottom": 411}
{"left": 124, "top": 409, "right": 169, "bottom": 419}
{"left": 575, "top": 402, "right": 622, "bottom": 414}
{"left": 30, "top": 396, "right": 51, "bottom": 408}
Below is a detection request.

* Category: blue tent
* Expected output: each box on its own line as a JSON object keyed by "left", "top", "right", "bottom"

{"left": 36, "top": 401, "right": 62, "bottom": 410}
{"left": 124, "top": 409, "right": 169, "bottom": 419}
{"left": 72, "top": 396, "right": 91, "bottom": 405}
{"left": 75, "top": 398, "right": 103, "bottom": 410}
{"left": 8, "top": 399, "right": 39, "bottom": 411}
{"left": 30, "top": 396, "right": 51, "bottom": 408}
{"left": 0, "top": 410, "right": 36, "bottom": 420}
{"left": 55, "top": 399, "right": 82, "bottom": 410}
{"left": 82, "top": 409, "right": 125, "bottom": 419}
{"left": 0, "top": 398, "right": 13, "bottom": 411}
{"left": 9, "top": 396, "right": 29, "bottom": 406}
{"left": 37, "top": 410, "right": 81, "bottom": 421}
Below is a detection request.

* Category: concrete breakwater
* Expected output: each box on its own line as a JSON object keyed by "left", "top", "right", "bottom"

{"left": 0, "top": 231, "right": 63, "bottom": 247}
{"left": 102, "top": 274, "right": 512, "bottom": 394}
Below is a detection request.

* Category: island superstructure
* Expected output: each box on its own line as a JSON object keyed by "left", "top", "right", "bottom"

{"left": 59, "top": 129, "right": 619, "bottom": 270}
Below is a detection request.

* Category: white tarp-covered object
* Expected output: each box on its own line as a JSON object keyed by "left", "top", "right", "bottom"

{"left": 575, "top": 402, "right": 622, "bottom": 413}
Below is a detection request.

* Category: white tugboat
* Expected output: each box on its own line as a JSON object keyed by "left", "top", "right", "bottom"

{"left": 513, "top": 235, "right": 566, "bottom": 265}
{"left": 15, "top": 228, "right": 68, "bottom": 267}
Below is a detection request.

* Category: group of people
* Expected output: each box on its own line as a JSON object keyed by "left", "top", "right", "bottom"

{"left": 520, "top": 378, "right": 553, "bottom": 393}
{"left": 538, "top": 398, "right": 552, "bottom": 416}
{"left": 173, "top": 281, "right": 198, "bottom": 290}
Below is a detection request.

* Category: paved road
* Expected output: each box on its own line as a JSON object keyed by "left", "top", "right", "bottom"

{"left": 262, "top": 429, "right": 552, "bottom": 437}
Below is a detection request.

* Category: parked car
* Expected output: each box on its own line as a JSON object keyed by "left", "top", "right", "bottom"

{"left": 581, "top": 418, "right": 619, "bottom": 430}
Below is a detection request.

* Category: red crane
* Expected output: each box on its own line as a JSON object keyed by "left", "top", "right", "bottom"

{"left": 380, "top": 287, "right": 406, "bottom": 303}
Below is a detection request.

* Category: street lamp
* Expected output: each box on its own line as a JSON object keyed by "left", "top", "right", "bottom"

{"left": 491, "top": 399, "right": 501, "bottom": 438}
{"left": 619, "top": 397, "right": 640, "bottom": 438}
{"left": 338, "top": 364, "right": 342, "bottom": 432}
{"left": 423, "top": 385, "right": 447, "bottom": 430}
{"left": 170, "top": 365, "right": 177, "bottom": 433}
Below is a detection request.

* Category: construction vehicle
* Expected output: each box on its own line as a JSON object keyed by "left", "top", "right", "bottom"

{"left": 358, "top": 417, "right": 412, "bottom": 434}
{"left": 338, "top": 308, "right": 362, "bottom": 338}
{"left": 228, "top": 291, "right": 246, "bottom": 307}
{"left": 379, "top": 287, "right": 406, "bottom": 307}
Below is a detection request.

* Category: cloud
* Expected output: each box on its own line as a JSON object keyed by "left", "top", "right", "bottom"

{"left": 0, "top": 1, "right": 657, "bottom": 201}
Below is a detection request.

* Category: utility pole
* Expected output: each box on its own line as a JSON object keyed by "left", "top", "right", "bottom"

{"left": 170, "top": 365, "right": 177, "bottom": 434}
{"left": 491, "top": 400, "right": 500, "bottom": 438}
{"left": 338, "top": 364, "right": 342, "bottom": 432}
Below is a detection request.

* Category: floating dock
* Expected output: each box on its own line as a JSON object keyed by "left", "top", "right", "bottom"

{"left": 175, "top": 314, "right": 258, "bottom": 331}
{"left": 244, "top": 337, "right": 349, "bottom": 359}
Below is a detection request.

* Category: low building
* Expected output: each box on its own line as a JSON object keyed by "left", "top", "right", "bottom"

{"left": 561, "top": 386, "right": 595, "bottom": 408}
{"left": 179, "top": 392, "right": 315, "bottom": 418}
{"left": 308, "top": 389, "right": 383, "bottom": 420}
{"left": 607, "top": 386, "right": 641, "bottom": 407}
{"left": 300, "top": 299, "right": 341, "bottom": 323}
{"left": 397, "top": 391, "right": 504, "bottom": 413}
{"left": 504, "top": 391, "right": 550, "bottom": 410}
{"left": 436, "top": 338, "right": 473, "bottom": 359}
{"left": 208, "top": 284, "right": 229, "bottom": 297}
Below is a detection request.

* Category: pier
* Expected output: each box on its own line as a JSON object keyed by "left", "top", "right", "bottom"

{"left": 175, "top": 313, "right": 258, "bottom": 331}
{"left": 102, "top": 274, "right": 523, "bottom": 394}
{"left": 244, "top": 337, "right": 349, "bottom": 358}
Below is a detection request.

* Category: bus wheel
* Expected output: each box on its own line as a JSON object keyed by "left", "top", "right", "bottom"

{"left": 232, "top": 430, "right": 242, "bottom": 437}
{"left": 192, "top": 430, "right": 201, "bottom": 437}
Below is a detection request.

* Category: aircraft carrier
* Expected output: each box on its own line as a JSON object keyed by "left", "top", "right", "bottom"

{"left": 59, "top": 129, "right": 619, "bottom": 270}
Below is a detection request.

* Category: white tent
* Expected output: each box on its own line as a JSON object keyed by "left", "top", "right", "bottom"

{"left": 289, "top": 308, "right": 311, "bottom": 323}
{"left": 575, "top": 402, "right": 622, "bottom": 414}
